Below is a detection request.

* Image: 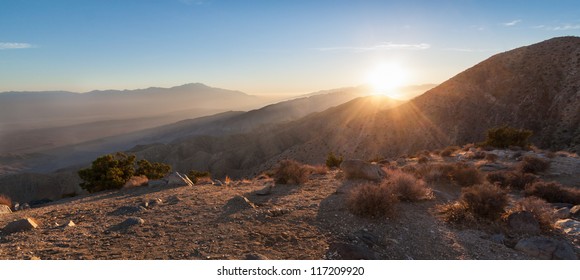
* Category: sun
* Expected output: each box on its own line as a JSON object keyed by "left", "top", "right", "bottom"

{"left": 366, "top": 63, "right": 409, "bottom": 99}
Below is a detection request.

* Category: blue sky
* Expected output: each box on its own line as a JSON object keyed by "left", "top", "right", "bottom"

{"left": 1, "top": 0, "right": 579, "bottom": 95}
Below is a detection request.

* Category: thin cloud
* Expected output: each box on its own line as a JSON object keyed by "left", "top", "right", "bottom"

{"left": 0, "top": 42, "right": 33, "bottom": 50}
{"left": 503, "top": 19, "right": 522, "bottom": 26}
{"left": 317, "top": 42, "right": 430, "bottom": 52}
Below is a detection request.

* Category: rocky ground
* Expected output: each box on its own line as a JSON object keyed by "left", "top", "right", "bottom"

{"left": 0, "top": 148, "right": 579, "bottom": 260}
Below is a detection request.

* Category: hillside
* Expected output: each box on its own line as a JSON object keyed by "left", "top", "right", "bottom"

{"left": 1, "top": 148, "right": 578, "bottom": 260}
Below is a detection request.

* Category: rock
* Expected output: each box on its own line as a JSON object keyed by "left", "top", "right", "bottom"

{"left": 555, "top": 219, "right": 580, "bottom": 236}
{"left": 13, "top": 203, "right": 20, "bottom": 211}
{"left": 340, "top": 159, "right": 386, "bottom": 181}
{"left": 515, "top": 237, "right": 577, "bottom": 260}
{"left": 222, "top": 195, "right": 256, "bottom": 215}
{"left": 256, "top": 185, "right": 273, "bottom": 196}
{"left": 123, "top": 175, "right": 148, "bottom": 189}
{"left": 110, "top": 217, "right": 145, "bottom": 232}
{"left": 245, "top": 253, "right": 269, "bottom": 260}
{"left": 554, "top": 207, "right": 571, "bottom": 219}
{"left": 326, "top": 243, "right": 377, "bottom": 260}
{"left": 62, "top": 220, "right": 76, "bottom": 228}
{"left": 165, "top": 172, "right": 194, "bottom": 187}
{"left": 21, "top": 203, "right": 30, "bottom": 210}
{"left": 571, "top": 205, "right": 580, "bottom": 219}
{"left": 148, "top": 198, "right": 163, "bottom": 207}
{"left": 2, "top": 218, "right": 39, "bottom": 234}
{"left": 0, "top": 204, "right": 12, "bottom": 214}
{"left": 552, "top": 203, "right": 574, "bottom": 209}
{"left": 507, "top": 211, "right": 540, "bottom": 234}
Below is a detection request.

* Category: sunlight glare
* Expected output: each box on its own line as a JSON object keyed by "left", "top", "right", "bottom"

{"left": 366, "top": 63, "right": 409, "bottom": 99}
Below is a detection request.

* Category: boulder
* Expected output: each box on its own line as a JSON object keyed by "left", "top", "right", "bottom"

{"left": 340, "top": 159, "right": 386, "bottom": 181}
{"left": 515, "top": 237, "right": 577, "bottom": 260}
{"left": 123, "top": 175, "right": 148, "bottom": 189}
{"left": 571, "top": 205, "right": 580, "bottom": 219}
{"left": 165, "top": 172, "right": 194, "bottom": 187}
{"left": 0, "top": 204, "right": 12, "bottom": 214}
{"left": 2, "top": 218, "right": 38, "bottom": 234}
{"left": 555, "top": 219, "right": 580, "bottom": 237}
{"left": 507, "top": 211, "right": 540, "bottom": 234}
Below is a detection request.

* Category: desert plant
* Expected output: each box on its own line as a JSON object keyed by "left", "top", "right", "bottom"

{"left": 78, "top": 152, "right": 136, "bottom": 193}
{"left": 486, "top": 171, "right": 538, "bottom": 190}
{"left": 385, "top": 170, "right": 432, "bottom": 201}
{"left": 346, "top": 183, "right": 398, "bottom": 218}
{"left": 509, "top": 197, "right": 556, "bottom": 231}
{"left": 440, "top": 146, "right": 460, "bottom": 157}
{"left": 482, "top": 125, "right": 533, "bottom": 149}
{"left": 517, "top": 155, "right": 550, "bottom": 174}
{"left": 437, "top": 201, "right": 477, "bottom": 225}
{"left": 449, "top": 164, "right": 483, "bottom": 187}
{"left": 417, "top": 155, "right": 429, "bottom": 164}
{"left": 325, "top": 152, "right": 343, "bottom": 168}
{"left": 525, "top": 181, "right": 580, "bottom": 204}
{"left": 308, "top": 164, "right": 328, "bottom": 175}
{"left": 135, "top": 159, "right": 171, "bottom": 180}
{"left": 188, "top": 170, "right": 211, "bottom": 184}
{"left": 0, "top": 194, "right": 12, "bottom": 208}
{"left": 273, "top": 159, "right": 311, "bottom": 185}
{"left": 460, "top": 184, "right": 509, "bottom": 220}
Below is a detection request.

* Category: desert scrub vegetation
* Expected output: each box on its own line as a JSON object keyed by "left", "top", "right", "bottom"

{"left": 385, "top": 170, "right": 432, "bottom": 201}
{"left": 273, "top": 159, "right": 311, "bottom": 185}
{"left": 346, "top": 183, "right": 398, "bottom": 218}
{"left": 439, "top": 184, "right": 508, "bottom": 224}
{"left": 525, "top": 181, "right": 580, "bottom": 204}
{"left": 188, "top": 170, "right": 211, "bottom": 184}
{"left": 325, "top": 152, "right": 343, "bottom": 168}
{"left": 307, "top": 164, "right": 328, "bottom": 175}
{"left": 486, "top": 171, "right": 539, "bottom": 190}
{"left": 440, "top": 146, "right": 460, "bottom": 157}
{"left": 409, "top": 162, "right": 482, "bottom": 187}
{"left": 508, "top": 197, "right": 556, "bottom": 231}
{"left": 78, "top": 152, "right": 172, "bottom": 193}
{"left": 0, "top": 194, "right": 12, "bottom": 208}
{"left": 517, "top": 155, "right": 550, "bottom": 174}
{"left": 482, "top": 125, "right": 533, "bottom": 149}
{"left": 135, "top": 159, "right": 171, "bottom": 180}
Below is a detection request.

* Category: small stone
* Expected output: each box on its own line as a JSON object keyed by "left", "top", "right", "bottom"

{"left": 66, "top": 220, "right": 76, "bottom": 227}
{"left": 2, "top": 218, "right": 39, "bottom": 234}
{"left": 554, "top": 207, "right": 570, "bottom": 219}
{"left": 21, "top": 203, "right": 30, "bottom": 210}
{"left": 507, "top": 211, "right": 540, "bottom": 234}
{"left": 0, "top": 204, "right": 12, "bottom": 215}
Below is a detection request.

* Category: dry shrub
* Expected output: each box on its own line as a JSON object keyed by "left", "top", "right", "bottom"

{"left": 449, "top": 164, "right": 483, "bottom": 187}
{"left": 525, "top": 181, "right": 580, "bottom": 204}
{"left": 308, "top": 164, "right": 328, "bottom": 175}
{"left": 486, "top": 171, "right": 538, "bottom": 190}
{"left": 386, "top": 170, "right": 432, "bottom": 201}
{"left": 0, "top": 194, "right": 12, "bottom": 208}
{"left": 417, "top": 156, "right": 429, "bottom": 164}
{"left": 441, "top": 146, "right": 460, "bottom": 157}
{"left": 462, "top": 143, "right": 476, "bottom": 151}
{"left": 509, "top": 197, "right": 556, "bottom": 231}
{"left": 518, "top": 155, "right": 550, "bottom": 174}
{"left": 346, "top": 183, "right": 398, "bottom": 218}
{"left": 273, "top": 160, "right": 311, "bottom": 185}
{"left": 460, "top": 184, "right": 509, "bottom": 220}
{"left": 485, "top": 153, "right": 499, "bottom": 162}
{"left": 437, "top": 202, "right": 477, "bottom": 225}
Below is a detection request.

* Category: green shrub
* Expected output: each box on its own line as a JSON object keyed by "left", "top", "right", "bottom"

{"left": 273, "top": 160, "right": 311, "bottom": 185}
{"left": 460, "top": 184, "right": 509, "bottom": 220}
{"left": 517, "top": 156, "right": 550, "bottom": 174}
{"left": 78, "top": 152, "right": 136, "bottom": 193}
{"left": 325, "top": 152, "right": 343, "bottom": 168}
{"left": 188, "top": 170, "right": 211, "bottom": 184}
{"left": 135, "top": 159, "right": 171, "bottom": 180}
{"left": 482, "top": 125, "right": 532, "bottom": 148}
{"left": 346, "top": 183, "right": 398, "bottom": 218}
{"left": 525, "top": 181, "right": 580, "bottom": 204}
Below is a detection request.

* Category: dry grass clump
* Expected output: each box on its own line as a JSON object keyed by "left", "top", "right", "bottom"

{"left": 0, "top": 194, "right": 12, "bottom": 208}
{"left": 508, "top": 197, "right": 556, "bottom": 231}
{"left": 273, "top": 159, "right": 311, "bottom": 185}
{"left": 417, "top": 156, "right": 429, "bottom": 164}
{"left": 524, "top": 181, "right": 580, "bottom": 204}
{"left": 486, "top": 171, "right": 539, "bottom": 190}
{"left": 517, "top": 155, "right": 550, "bottom": 174}
{"left": 460, "top": 184, "right": 509, "bottom": 220}
{"left": 412, "top": 163, "right": 482, "bottom": 187}
{"left": 307, "top": 164, "right": 328, "bottom": 175}
{"left": 437, "top": 202, "right": 477, "bottom": 225}
{"left": 346, "top": 183, "right": 398, "bottom": 218}
{"left": 440, "top": 146, "right": 460, "bottom": 157}
{"left": 449, "top": 164, "right": 483, "bottom": 187}
{"left": 385, "top": 170, "right": 432, "bottom": 201}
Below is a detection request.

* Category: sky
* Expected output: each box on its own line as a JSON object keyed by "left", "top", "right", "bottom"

{"left": 1, "top": 0, "right": 580, "bottom": 96}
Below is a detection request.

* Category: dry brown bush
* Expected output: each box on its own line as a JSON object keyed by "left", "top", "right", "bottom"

{"left": 346, "top": 183, "right": 398, "bottom": 218}
{"left": 450, "top": 164, "right": 483, "bottom": 187}
{"left": 508, "top": 197, "right": 556, "bottom": 231}
{"left": 273, "top": 160, "right": 311, "bottom": 185}
{"left": 486, "top": 171, "right": 539, "bottom": 190}
{"left": 441, "top": 146, "right": 460, "bottom": 157}
{"left": 460, "top": 184, "right": 509, "bottom": 220}
{"left": 385, "top": 170, "right": 432, "bottom": 201}
{"left": 0, "top": 194, "right": 12, "bottom": 208}
{"left": 518, "top": 156, "right": 550, "bottom": 174}
{"left": 437, "top": 202, "right": 477, "bottom": 225}
{"left": 307, "top": 164, "right": 328, "bottom": 175}
{"left": 525, "top": 181, "right": 580, "bottom": 204}
{"left": 417, "top": 156, "right": 429, "bottom": 164}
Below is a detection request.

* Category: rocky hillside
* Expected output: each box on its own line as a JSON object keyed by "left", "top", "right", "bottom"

{"left": 1, "top": 147, "right": 578, "bottom": 260}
